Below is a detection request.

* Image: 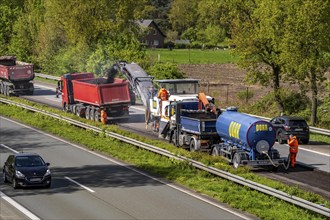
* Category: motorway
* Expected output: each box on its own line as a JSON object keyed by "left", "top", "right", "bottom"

{"left": 0, "top": 117, "right": 252, "bottom": 220}
{"left": 27, "top": 83, "right": 330, "bottom": 173}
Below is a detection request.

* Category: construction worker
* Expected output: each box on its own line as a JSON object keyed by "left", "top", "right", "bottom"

{"left": 288, "top": 134, "right": 299, "bottom": 168}
{"left": 101, "top": 110, "right": 107, "bottom": 124}
{"left": 55, "top": 87, "right": 60, "bottom": 98}
{"left": 157, "top": 87, "right": 169, "bottom": 101}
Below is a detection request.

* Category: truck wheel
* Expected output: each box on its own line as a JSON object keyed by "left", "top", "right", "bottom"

{"left": 4, "top": 85, "right": 8, "bottom": 96}
{"left": 189, "top": 139, "right": 196, "bottom": 152}
{"left": 85, "top": 107, "right": 90, "bottom": 119}
{"left": 90, "top": 109, "right": 95, "bottom": 121}
{"left": 232, "top": 153, "right": 241, "bottom": 169}
{"left": 94, "top": 111, "right": 100, "bottom": 122}
{"left": 72, "top": 106, "right": 77, "bottom": 115}
{"left": 170, "top": 131, "right": 177, "bottom": 145}
{"left": 76, "top": 107, "right": 81, "bottom": 117}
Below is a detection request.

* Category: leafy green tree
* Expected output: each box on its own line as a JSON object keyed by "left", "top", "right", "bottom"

{"left": 29, "top": 0, "right": 148, "bottom": 73}
{"left": 0, "top": 0, "right": 24, "bottom": 54}
{"left": 279, "top": 0, "right": 330, "bottom": 125}
{"left": 8, "top": 0, "right": 44, "bottom": 62}
{"left": 228, "top": 0, "right": 288, "bottom": 112}
{"left": 169, "top": 0, "right": 198, "bottom": 35}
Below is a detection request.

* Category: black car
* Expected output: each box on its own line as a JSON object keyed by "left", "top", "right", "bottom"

{"left": 270, "top": 116, "right": 310, "bottom": 144}
{"left": 3, "top": 153, "right": 51, "bottom": 189}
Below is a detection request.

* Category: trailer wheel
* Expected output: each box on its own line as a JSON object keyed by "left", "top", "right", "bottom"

{"left": 232, "top": 153, "right": 241, "bottom": 169}
{"left": 211, "top": 147, "right": 219, "bottom": 156}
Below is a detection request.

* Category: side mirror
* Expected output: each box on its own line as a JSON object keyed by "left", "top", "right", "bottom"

{"left": 46, "top": 163, "right": 50, "bottom": 166}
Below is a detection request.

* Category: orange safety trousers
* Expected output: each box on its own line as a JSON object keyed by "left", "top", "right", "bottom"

{"left": 288, "top": 138, "right": 298, "bottom": 168}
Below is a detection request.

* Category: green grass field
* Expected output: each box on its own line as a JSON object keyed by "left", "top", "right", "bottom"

{"left": 147, "top": 48, "right": 239, "bottom": 64}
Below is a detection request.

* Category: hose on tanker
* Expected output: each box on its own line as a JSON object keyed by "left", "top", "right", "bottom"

{"left": 261, "top": 151, "right": 291, "bottom": 170}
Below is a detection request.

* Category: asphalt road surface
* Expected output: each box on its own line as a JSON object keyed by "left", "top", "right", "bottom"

{"left": 0, "top": 117, "right": 252, "bottom": 220}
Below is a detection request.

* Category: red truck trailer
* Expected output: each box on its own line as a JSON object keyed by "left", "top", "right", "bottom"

{"left": 59, "top": 72, "right": 131, "bottom": 122}
{"left": 0, "top": 56, "right": 34, "bottom": 96}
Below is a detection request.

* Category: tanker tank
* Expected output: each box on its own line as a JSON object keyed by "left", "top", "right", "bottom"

{"left": 212, "top": 107, "right": 283, "bottom": 168}
{"left": 216, "top": 107, "right": 276, "bottom": 153}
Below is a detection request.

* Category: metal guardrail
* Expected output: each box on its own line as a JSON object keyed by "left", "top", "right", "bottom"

{"left": 247, "top": 113, "right": 330, "bottom": 136}
{"left": 35, "top": 73, "right": 60, "bottom": 81}
{"left": 0, "top": 97, "right": 329, "bottom": 217}
{"left": 34, "top": 72, "right": 330, "bottom": 136}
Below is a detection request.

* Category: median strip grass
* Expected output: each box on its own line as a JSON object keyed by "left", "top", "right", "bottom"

{"left": 0, "top": 96, "right": 329, "bottom": 220}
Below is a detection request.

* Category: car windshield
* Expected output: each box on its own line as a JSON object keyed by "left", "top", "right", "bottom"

{"left": 289, "top": 120, "right": 307, "bottom": 127}
{"left": 15, "top": 156, "right": 45, "bottom": 167}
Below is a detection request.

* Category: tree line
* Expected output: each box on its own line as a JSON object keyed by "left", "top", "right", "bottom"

{"left": 0, "top": 0, "right": 329, "bottom": 125}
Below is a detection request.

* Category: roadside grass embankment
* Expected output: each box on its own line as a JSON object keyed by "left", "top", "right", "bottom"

{"left": 0, "top": 96, "right": 329, "bottom": 220}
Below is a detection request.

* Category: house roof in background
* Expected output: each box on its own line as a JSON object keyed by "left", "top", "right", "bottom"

{"left": 136, "top": 19, "right": 166, "bottom": 37}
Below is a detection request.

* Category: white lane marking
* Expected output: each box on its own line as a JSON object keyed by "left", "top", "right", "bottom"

{"left": 0, "top": 191, "right": 41, "bottom": 220}
{"left": 35, "top": 84, "right": 56, "bottom": 91}
{"left": 129, "top": 105, "right": 145, "bottom": 111}
{"left": 1, "top": 116, "right": 251, "bottom": 219}
{"left": 44, "top": 97, "right": 62, "bottom": 102}
{"left": 299, "top": 147, "right": 329, "bottom": 157}
{"left": 65, "top": 177, "right": 95, "bottom": 193}
{"left": 0, "top": 144, "right": 19, "bottom": 153}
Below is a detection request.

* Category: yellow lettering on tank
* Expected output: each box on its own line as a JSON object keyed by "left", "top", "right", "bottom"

{"left": 229, "top": 121, "right": 241, "bottom": 139}
{"left": 256, "top": 124, "right": 268, "bottom": 132}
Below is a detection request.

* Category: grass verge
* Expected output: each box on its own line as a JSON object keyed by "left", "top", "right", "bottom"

{"left": 147, "top": 48, "right": 239, "bottom": 64}
{"left": 0, "top": 96, "right": 329, "bottom": 219}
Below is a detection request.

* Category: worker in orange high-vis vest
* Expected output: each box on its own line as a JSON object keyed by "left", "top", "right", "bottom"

{"left": 288, "top": 134, "right": 299, "bottom": 168}
{"left": 101, "top": 110, "right": 107, "bottom": 124}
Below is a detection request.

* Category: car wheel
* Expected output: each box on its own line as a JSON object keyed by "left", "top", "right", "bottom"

{"left": 3, "top": 171, "right": 8, "bottom": 183}
{"left": 12, "top": 178, "right": 19, "bottom": 189}
{"left": 278, "top": 131, "right": 285, "bottom": 144}
{"left": 45, "top": 182, "right": 51, "bottom": 188}
{"left": 301, "top": 139, "right": 309, "bottom": 144}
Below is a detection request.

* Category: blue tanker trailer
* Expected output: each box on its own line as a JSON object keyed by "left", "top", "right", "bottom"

{"left": 211, "top": 107, "right": 285, "bottom": 168}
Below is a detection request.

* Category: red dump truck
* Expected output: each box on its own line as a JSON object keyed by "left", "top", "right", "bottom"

{"left": 59, "top": 72, "right": 131, "bottom": 122}
{"left": 0, "top": 56, "right": 34, "bottom": 96}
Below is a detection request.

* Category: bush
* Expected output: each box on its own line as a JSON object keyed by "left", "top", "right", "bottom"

{"left": 237, "top": 89, "right": 254, "bottom": 102}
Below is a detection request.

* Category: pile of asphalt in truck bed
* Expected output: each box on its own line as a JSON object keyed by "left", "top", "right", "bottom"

{"left": 0, "top": 56, "right": 16, "bottom": 66}
{"left": 87, "top": 65, "right": 118, "bottom": 84}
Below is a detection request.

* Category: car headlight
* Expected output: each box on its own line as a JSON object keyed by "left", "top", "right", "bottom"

{"left": 15, "top": 170, "right": 25, "bottom": 178}
{"left": 45, "top": 169, "right": 51, "bottom": 176}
